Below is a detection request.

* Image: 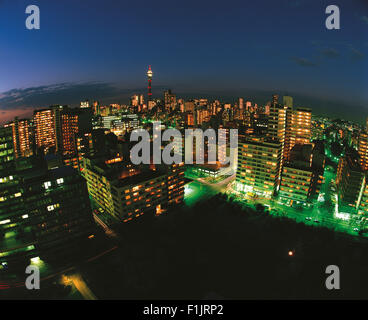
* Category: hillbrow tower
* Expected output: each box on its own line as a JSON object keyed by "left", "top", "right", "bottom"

{"left": 147, "top": 65, "right": 153, "bottom": 103}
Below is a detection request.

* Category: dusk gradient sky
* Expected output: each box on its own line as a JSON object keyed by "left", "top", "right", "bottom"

{"left": 0, "top": 0, "right": 367, "bottom": 123}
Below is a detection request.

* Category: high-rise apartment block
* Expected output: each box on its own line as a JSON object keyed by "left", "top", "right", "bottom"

{"left": 236, "top": 136, "right": 282, "bottom": 198}
{"left": 81, "top": 156, "right": 185, "bottom": 222}
{"left": 336, "top": 152, "right": 365, "bottom": 210}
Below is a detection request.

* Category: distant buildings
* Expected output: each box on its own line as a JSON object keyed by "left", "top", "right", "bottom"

{"left": 164, "top": 89, "right": 176, "bottom": 111}
{"left": 235, "top": 94, "right": 315, "bottom": 204}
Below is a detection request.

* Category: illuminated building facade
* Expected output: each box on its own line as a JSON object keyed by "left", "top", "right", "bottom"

{"left": 358, "top": 130, "right": 368, "bottom": 171}
{"left": 4, "top": 118, "right": 33, "bottom": 159}
{"left": 290, "top": 108, "right": 312, "bottom": 150}
{"left": 81, "top": 156, "right": 185, "bottom": 222}
{"left": 336, "top": 152, "right": 365, "bottom": 210}
{"left": 0, "top": 156, "right": 95, "bottom": 264}
{"left": 279, "top": 165, "right": 313, "bottom": 202}
{"left": 267, "top": 95, "right": 292, "bottom": 166}
{"left": 236, "top": 136, "right": 282, "bottom": 198}
{"left": 0, "top": 127, "right": 15, "bottom": 171}
{"left": 164, "top": 89, "right": 176, "bottom": 111}
{"left": 279, "top": 144, "right": 315, "bottom": 203}
{"left": 34, "top": 108, "right": 57, "bottom": 152}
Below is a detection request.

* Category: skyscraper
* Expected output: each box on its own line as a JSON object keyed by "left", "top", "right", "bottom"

{"left": 239, "top": 98, "right": 244, "bottom": 109}
{"left": 267, "top": 96, "right": 292, "bottom": 172}
{"left": 164, "top": 89, "right": 176, "bottom": 110}
{"left": 34, "top": 108, "right": 57, "bottom": 153}
{"left": 4, "top": 117, "right": 33, "bottom": 158}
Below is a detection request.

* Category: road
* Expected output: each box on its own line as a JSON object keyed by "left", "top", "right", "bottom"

{"left": 68, "top": 273, "right": 97, "bottom": 300}
{"left": 93, "top": 213, "right": 119, "bottom": 239}
{"left": 184, "top": 174, "right": 235, "bottom": 207}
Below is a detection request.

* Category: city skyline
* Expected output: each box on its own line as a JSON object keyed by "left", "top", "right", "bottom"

{"left": 2, "top": 0, "right": 368, "bottom": 301}
{"left": 0, "top": 0, "right": 368, "bottom": 124}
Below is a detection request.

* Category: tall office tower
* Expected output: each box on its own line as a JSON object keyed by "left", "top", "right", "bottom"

{"left": 0, "top": 127, "right": 15, "bottom": 171}
{"left": 366, "top": 117, "right": 368, "bottom": 132}
{"left": 290, "top": 107, "right": 312, "bottom": 150}
{"left": 147, "top": 65, "right": 153, "bottom": 103}
{"left": 139, "top": 94, "right": 144, "bottom": 105}
{"left": 93, "top": 101, "right": 100, "bottom": 115}
{"left": 236, "top": 136, "right": 282, "bottom": 198}
{"left": 80, "top": 100, "right": 90, "bottom": 109}
{"left": 61, "top": 112, "right": 79, "bottom": 155}
{"left": 245, "top": 101, "right": 251, "bottom": 111}
{"left": 283, "top": 96, "right": 293, "bottom": 108}
{"left": 4, "top": 118, "right": 33, "bottom": 158}
{"left": 53, "top": 106, "right": 64, "bottom": 152}
{"left": 61, "top": 108, "right": 92, "bottom": 168}
{"left": 239, "top": 98, "right": 244, "bottom": 109}
{"left": 264, "top": 104, "right": 270, "bottom": 115}
{"left": 0, "top": 158, "right": 95, "bottom": 264}
{"left": 358, "top": 130, "right": 368, "bottom": 171}
{"left": 131, "top": 94, "right": 139, "bottom": 107}
{"left": 164, "top": 89, "right": 176, "bottom": 110}
{"left": 34, "top": 108, "right": 57, "bottom": 153}
{"left": 336, "top": 151, "right": 365, "bottom": 210}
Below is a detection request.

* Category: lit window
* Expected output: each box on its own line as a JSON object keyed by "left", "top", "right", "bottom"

{"left": 44, "top": 181, "right": 51, "bottom": 189}
{"left": 56, "top": 178, "right": 64, "bottom": 185}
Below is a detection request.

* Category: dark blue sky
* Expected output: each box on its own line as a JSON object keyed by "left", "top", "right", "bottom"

{"left": 0, "top": 0, "right": 367, "bottom": 123}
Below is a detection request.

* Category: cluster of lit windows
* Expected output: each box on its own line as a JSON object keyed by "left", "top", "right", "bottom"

{"left": 0, "top": 175, "right": 13, "bottom": 183}
{"left": 44, "top": 178, "right": 64, "bottom": 190}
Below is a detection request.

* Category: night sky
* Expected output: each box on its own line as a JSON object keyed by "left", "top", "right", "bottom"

{"left": 0, "top": 0, "right": 367, "bottom": 123}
